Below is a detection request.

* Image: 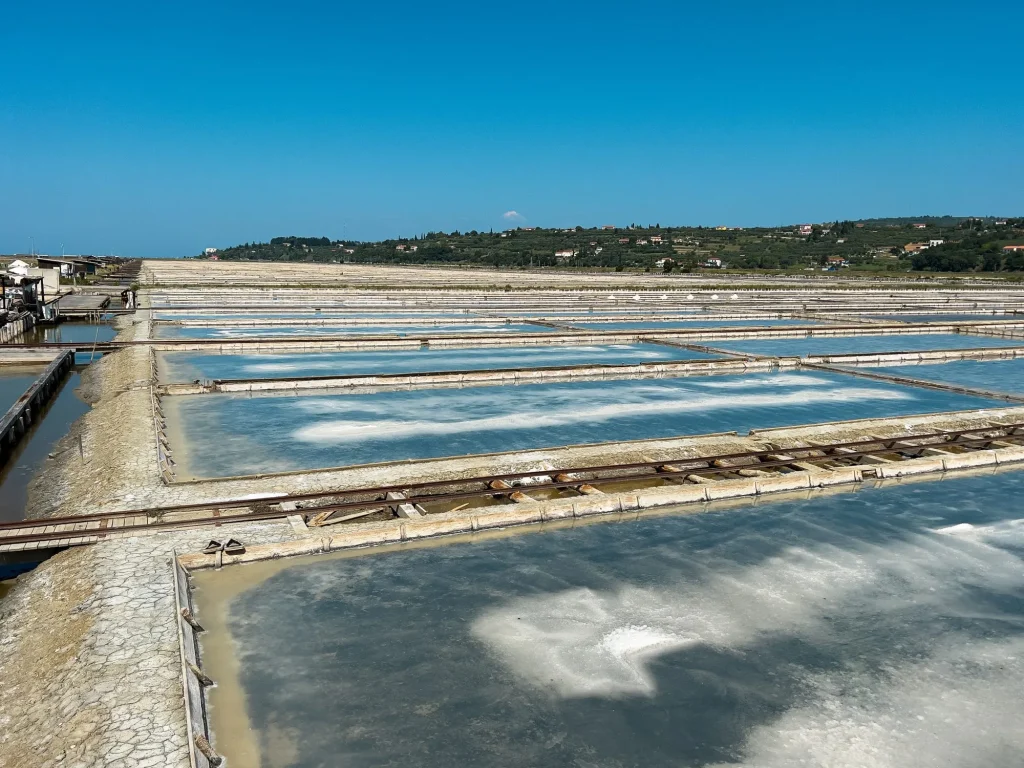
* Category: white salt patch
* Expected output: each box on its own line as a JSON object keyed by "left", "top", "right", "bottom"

{"left": 599, "top": 625, "right": 691, "bottom": 658}
{"left": 934, "top": 523, "right": 975, "bottom": 535}
{"left": 293, "top": 387, "right": 911, "bottom": 444}
{"left": 472, "top": 524, "right": 1024, "bottom": 700}
{"left": 692, "top": 374, "right": 832, "bottom": 389}
{"left": 711, "top": 637, "right": 1024, "bottom": 768}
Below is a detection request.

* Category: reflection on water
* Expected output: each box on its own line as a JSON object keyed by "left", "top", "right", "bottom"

{"left": 18, "top": 322, "right": 116, "bottom": 345}
{"left": 570, "top": 319, "right": 813, "bottom": 330}
{"left": 0, "top": 372, "right": 89, "bottom": 521}
{"left": 153, "top": 323, "right": 548, "bottom": 340}
{"left": 871, "top": 313, "right": 1011, "bottom": 323}
{"left": 167, "top": 370, "right": 997, "bottom": 478}
{"left": 17, "top": 322, "right": 117, "bottom": 364}
{"left": 717, "top": 333, "right": 1016, "bottom": 357}
{"left": 0, "top": 366, "right": 41, "bottom": 412}
{"left": 197, "top": 471, "right": 1024, "bottom": 768}
{"left": 158, "top": 343, "right": 717, "bottom": 383}
{"left": 152, "top": 312, "right": 474, "bottom": 321}
{"left": 866, "top": 357, "right": 1024, "bottom": 396}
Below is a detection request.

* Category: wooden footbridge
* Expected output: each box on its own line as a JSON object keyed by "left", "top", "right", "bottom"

{"left": 4, "top": 421, "right": 1024, "bottom": 560}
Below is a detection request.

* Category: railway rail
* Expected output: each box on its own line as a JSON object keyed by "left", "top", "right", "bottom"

{"left": 3, "top": 421, "right": 1024, "bottom": 552}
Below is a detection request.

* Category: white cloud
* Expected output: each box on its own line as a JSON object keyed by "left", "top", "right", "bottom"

{"left": 503, "top": 210, "right": 525, "bottom": 221}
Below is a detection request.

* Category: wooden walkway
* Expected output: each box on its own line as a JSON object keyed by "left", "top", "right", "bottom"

{"left": 4, "top": 420, "right": 1024, "bottom": 554}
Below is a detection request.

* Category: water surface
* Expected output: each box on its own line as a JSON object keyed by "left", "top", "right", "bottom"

{"left": 158, "top": 343, "right": 717, "bottom": 383}
{"left": 569, "top": 319, "right": 814, "bottom": 330}
{"left": 863, "top": 357, "right": 1024, "bottom": 396}
{"left": 167, "top": 370, "right": 996, "bottom": 477}
{"left": 0, "top": 366, "right": 41, "bottom": 412}
{"left": 0, "top": 371, "right": 89, "bottom": 521}
{"left": 867, "top": 313, "right": 1014, "bottom": 323}
{"left": 18, "top": 322, "right": 116, "bottom": 363}
{"left": 717, "top": 333, "right": 1016, "bottom": 358}
{"left": 153, "top": 323, "right": 547, "bottom": 340}
{"left": 198, "top": 470, "right": 1024, "bottom": 768}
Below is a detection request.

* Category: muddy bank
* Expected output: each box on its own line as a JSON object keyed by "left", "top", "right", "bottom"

{"left": 26, "top": 312, "right": 158, "bottom": 519}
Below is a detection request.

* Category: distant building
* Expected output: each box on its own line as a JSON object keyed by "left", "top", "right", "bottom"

{"left": 1003, "top": 245, "right": 1024, "bottom": 252}
{"left": 594, "top": 247, "right": 603, "bottom": 254}
{"left": 650, "top": 236, "right": 663, "bottom": 243}
{"left": 798, "top": 224, "right": 813, "bottom": 235}
{"left": 827, "top": 256, "right": 849, "bottom": 268}
{"left": 654, "top": 258, "right": 674, "bottom": 268}
{"left": 618, "top": 238, "right": 630, "bottom": 244}
{"left": 913, "top": 223, "right": 927, "bottom": 229}
{"left": 996, "top": 220, "right": 1007, "bottom": 225}
{"left": 703, "top": 257, "right": 724, "bottom": 268}
{"left": 929, "top": 239, "right": 945, "bottom": 247}
{"left": 715, "top": 226, "right": 729, "bottom": 231}
{"left": 904, "top": 242, "right": 931, "bottom": 253}
{"left": 554, "top": 249, "right": 576, "bottom": 262}
{"left": 204, "top": 247, "right": 219, "bottom": 255}
{"left": 395, "top": 244, "right": 407, "bottom": 251}
{"left": 635, "top": 239, "right": 649, "bottom": 246}
{"left": 7, "top": 259, "right": 30, "bottom": 276}
{"left": 208, "top": 254, "right": 220, "bottom": 261}
{"left": 602, "top": 225, "right": 616, "bottom": 230}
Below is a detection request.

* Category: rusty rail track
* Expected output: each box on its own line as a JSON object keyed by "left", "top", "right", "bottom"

{"left": 3, "top": 422, "right": 1023, "bottom": 551}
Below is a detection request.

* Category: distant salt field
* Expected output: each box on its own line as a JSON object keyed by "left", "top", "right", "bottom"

{"left": 568, "top": 318, "right": 814, "bottom": 330}
{"left": 715, "top": 333, "right": 1018, "bottom": 357}
{"left": 151, "top": 311, "right": 475, "bottom": 321}
{"left": 152, "top": 322, "right": 549, "bottom": 339}
{"left": 863, "top": 357, "right": 1024, "bottom": 396}
{"left": 869, "top": 313, "right": 1014, "bottom": 323}
{"left": 194, "top": 470, "right": 1024, "bottom": 767}
{"left": 164, "top": 370, "right": 997, "bottom": 478}
{"left": 158, "top": 343, "right": 717, "bottom": 383}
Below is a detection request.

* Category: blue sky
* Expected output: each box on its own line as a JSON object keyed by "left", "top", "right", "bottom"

{"left": 1, "top": 0, "right": 1022, "bottom": 257}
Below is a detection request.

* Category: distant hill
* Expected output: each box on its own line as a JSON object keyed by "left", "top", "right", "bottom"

{"left": 201, "top": 217, "right": 1024, "bottom": 274}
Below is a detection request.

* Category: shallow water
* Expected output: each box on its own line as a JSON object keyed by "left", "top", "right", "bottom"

{"left": 151, "top": 312, "right": 475, "bottom": 321}
{"left": 0, "top": 366, "right": 40, "bottom": 412}
{"left": 196, "top": 470, "right": 1024, "bottom": 768}
{"left": 865, "top": 357, "right": 1024, "bottom": 396}
{"left": 480, "top": 310, "right": 730, "bottom": 317}
{"left": 0, "top": 371, "right": 89, "bottom": 521}
{"left": 569, "top": 319, "right": 814, "bottom": 330}
{"left": 157, "top": 343, "right": 717, "bottom": 383}
{"left": 717, "top": 333, "right": 1016, "bottom": 357}
{"left": 18, "top": 322, "right": 117, "bottom": 345}
{"left": 153, "top": 323, "right": 548, "bottom": 340}
{"left": 167, "top": 370, "right": 997, "bottom": 478}
{"left": 18, "top": 322, "right": 116, "bottom": 363}
{"left": 870, "top": 313, "right": 1013, "bottom": 323}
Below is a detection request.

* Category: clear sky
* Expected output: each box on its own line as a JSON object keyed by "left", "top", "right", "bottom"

{"left": 2, "top": 0, "right": 1022, "bottom": 257}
